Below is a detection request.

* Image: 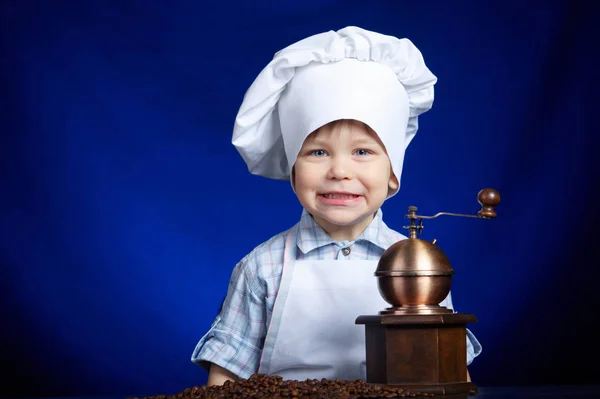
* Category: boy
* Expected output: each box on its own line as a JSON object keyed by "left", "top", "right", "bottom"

{"left": 191, "top": 26, "right": 481, "bottom": 386}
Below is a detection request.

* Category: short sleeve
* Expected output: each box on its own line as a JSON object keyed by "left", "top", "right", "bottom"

{"left": 191, "top": 257, "right": 268, "bottom": 378}
{"left": 439, "top": 291, "right": 483, "bottom": 365}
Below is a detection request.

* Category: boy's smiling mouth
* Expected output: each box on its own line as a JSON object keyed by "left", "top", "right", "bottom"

{"left": 318, "top": 191, "right": 363, "bottom": 205}
{"left": 320, "top": 191, "right": 361, "bottom": 199}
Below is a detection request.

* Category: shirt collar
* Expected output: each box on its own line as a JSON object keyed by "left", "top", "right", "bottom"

{"left": 296, "top": 208, "right": 401, "bottom": 254}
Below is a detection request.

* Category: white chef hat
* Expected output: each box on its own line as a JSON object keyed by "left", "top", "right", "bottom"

{"left": 232, "top": 26, "right": 437, "bottom": 196}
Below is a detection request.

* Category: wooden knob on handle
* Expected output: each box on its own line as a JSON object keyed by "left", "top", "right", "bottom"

{"left": 477, "top": 188, "right": 500, "bottom": 218}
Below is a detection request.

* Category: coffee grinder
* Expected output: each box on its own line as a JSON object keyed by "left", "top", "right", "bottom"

{"left": 356, "top": 188, "right": 500, "bottom": 396}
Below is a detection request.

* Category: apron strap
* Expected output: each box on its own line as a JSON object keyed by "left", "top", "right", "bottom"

{"left": 258, "top": 226, "right": 298, "bottom": 374}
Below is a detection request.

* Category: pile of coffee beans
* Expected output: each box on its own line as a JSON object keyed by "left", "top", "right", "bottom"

{"left": 133, "top": 374, "right": 440, "bottom": 399}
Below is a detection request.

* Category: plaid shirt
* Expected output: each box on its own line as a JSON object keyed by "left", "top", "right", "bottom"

{"left": 191, "top": 208, "right": 481, "bottom": 378}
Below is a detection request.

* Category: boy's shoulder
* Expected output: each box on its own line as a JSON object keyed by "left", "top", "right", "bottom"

{"left": 385, "top": 225, "right": 407, "bottom": 243}
{"left": 231, "top": 225, "right": 297, "bottom": 294}
{"left": 236, "top": 222, "right": 297, "bottom": 272}
{"left": 377, "top": 215, "right": 408, "bottom": 249}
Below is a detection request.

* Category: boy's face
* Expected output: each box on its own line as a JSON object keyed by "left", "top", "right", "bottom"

{"left": 293, "top": 119, "right": 399, "bottom": 239}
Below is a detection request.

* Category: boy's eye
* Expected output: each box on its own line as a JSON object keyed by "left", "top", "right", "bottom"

{"left": 310, "top": 150, "right": 327, "bottom": 157}
{"left": 355, "top": 149, "right": 371, "bottom": 156}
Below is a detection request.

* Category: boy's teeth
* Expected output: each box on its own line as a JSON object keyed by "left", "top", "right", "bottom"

{"left": 324, "top": 193, "right": 356, "bottom": 199}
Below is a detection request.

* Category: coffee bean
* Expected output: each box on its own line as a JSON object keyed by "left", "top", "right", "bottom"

{"left": 132, "top": 373, "right": 463, "bottom": 399}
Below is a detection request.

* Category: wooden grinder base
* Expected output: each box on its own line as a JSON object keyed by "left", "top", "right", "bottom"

{"left": 355, "top": 313, "right": 478, "bottom": 396}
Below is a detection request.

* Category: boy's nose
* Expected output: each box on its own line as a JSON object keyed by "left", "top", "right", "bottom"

{"left": 327, "top": 156, "right": 353, "bottom": 180}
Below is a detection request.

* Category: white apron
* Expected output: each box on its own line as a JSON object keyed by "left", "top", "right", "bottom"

{"left": 257, "top": 226, "right": 391, "bottom": 381}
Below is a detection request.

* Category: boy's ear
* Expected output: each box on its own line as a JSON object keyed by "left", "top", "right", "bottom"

{"left": 389, "top": 174, "right": 399, "bottom": 190}
{"left": 388, "top": 174, "right": 399, "bottom": 196}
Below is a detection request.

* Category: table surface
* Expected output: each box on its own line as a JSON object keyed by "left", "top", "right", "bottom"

{"left": 469, "top": 386, "right": 599, "bottom": 398}
{"left": 7, "top": 386, "right": 600, "bottom": 399}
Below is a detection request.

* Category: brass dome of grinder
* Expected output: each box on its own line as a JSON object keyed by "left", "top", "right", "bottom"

{"left": 375, "top": 238, "right": 453, "bottom": 314}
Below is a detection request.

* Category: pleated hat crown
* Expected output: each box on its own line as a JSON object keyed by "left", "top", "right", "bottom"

{"left": 232, "top": 26, "right": 437, "bottom": 197}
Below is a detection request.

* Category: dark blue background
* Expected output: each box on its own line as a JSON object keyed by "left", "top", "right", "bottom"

{"left": 2, "top": 1, "right": 599, "bottom": 397}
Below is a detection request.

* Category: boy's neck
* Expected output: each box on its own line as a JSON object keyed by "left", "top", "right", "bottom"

{"left": 310, "top": 212, "right": 376, "bottom": 242}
